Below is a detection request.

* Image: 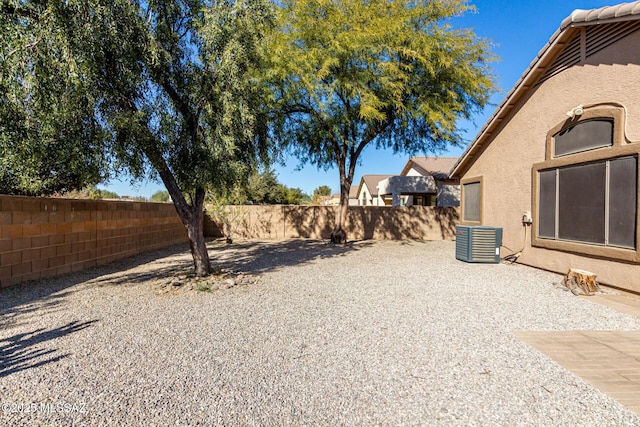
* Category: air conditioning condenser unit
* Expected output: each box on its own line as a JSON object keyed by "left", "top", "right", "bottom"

{"left": 455, "top": 226, "right": 503, "bottom": 263}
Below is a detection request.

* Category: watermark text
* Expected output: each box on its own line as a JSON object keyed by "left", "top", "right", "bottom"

{"left": 1, "top": 402, "right": 87, "bottom": 414}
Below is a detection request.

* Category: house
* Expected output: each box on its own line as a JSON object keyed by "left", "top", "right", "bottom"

{"left": 450, "top": 2, "right": 640, "bottom": 293}
{"left": 349, "top": 185, "right": 359, "bottom": 206}
{"left": 357, "top": 175, "right": 393, "bottom": 206}
{"left": 377, "top": 156, "right": 460, "bottom": 207}
{"left": 326, "top": 194, "right": 341, "bottom": 206}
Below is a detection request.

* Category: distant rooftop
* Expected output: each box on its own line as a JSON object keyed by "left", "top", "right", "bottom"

{"left": 348, "top": 185, "right": 359, "bottom": 199}
{"left": 359, "top": 175, "right": 394, "bottom": 197}
{"left": 402, "top": 157, "right": 458, "bottom": 179}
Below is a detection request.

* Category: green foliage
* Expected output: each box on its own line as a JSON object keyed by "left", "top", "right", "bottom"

{"left": 0, "top": 1, "right": 110, "bottom": 196}
{"left": 312, "top": 185, "right": 332, "bottom": 197}
{"left": 267, "top": 0, "right": 495, "bottom": 228}
{"left": 246, "top": 168, "right": 306, "bottom": 205}
{"left": 150, "top": 190, "right": 170, "bottom": 203}
{"left": 246, "top": 168, "right": 280, "bottom": 204}
{"left": 209, "top": 167, "right": 308, "bottom": 205}
{"left": 311, "top": 185, "right": 332, "bottom": 205}
{"left": 276, "top": 185, "right": 307, "bottom": 205}
{"left": 2, "top": 0, "right": 275, "bottom": 273}
{"left": 1, "top": 0, "right": 273, "bottom": 199}
{"left": 87, "top": 187, "right": 120, "bottom": 200}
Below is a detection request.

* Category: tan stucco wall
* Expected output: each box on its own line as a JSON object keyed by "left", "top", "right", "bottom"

{"left": 459, "top": 30, "right": 640, "bottom": 293}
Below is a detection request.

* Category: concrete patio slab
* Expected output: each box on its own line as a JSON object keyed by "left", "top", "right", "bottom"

{"left": 584, "top": 291, "right": 640, "bottom": 319}
{"left": 513, "top": 327, "right": 640, "bottom": 416}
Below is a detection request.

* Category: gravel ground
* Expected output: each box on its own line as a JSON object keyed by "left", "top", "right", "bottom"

{"left": 2, "top": 239, "right": 640, "bottom": 426}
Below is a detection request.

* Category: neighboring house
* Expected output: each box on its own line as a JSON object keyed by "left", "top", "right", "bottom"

{"left": 348, "top": 186, "right": 359, "bottom": 206}
{"left": 326, "top": 194, "right": 341, "bottom": 206}
{"left": 450, "top": 2, "right": 640, "bottom": 293}
{"left": 377, "top": 157, "right": 460, "bottom": 207}
{"left": 357, "top": 175, "right": 393, "bottom": 206}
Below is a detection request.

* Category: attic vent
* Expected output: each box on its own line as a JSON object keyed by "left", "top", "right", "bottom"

{"left": 537, "top": 21, "right": 640, "bottom": 86}
{"left": 538, "top": 34, "right": 581, "bottom": 85}
{"left": 585, "top": 21, "right": 640, "bottom": 58}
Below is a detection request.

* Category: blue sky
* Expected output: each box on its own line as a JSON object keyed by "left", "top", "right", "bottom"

{"left": 102, "top": 0, "right": 618, "bottom": 198}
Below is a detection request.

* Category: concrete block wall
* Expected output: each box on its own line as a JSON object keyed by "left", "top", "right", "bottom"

{"left": 0, "top": 195, "right": 187, "bottom": 288}
{"left": 205, "top": 205, "right": 460, "bottom": 241}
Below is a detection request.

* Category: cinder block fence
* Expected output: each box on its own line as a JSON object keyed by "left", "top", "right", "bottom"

{"left": 0, "top": 195, "right": 187, "bottom": 288}
{"left": 204, "top": 205, "right": 460, "bottom": 241}
{"left": 1, "top": 196, "right": 460, "bottom": 288}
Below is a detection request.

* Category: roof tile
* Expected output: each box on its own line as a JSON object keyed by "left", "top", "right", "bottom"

{"left": 404, "top": 157, "right": 458, "bottom": 178}
{"left": 360, "top": 175, "right": 393, "bottom": 197}
{"left": 561, "top": 1, "right": 640, "bottom": 27}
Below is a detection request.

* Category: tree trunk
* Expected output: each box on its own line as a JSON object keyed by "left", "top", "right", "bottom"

{"left": 153, "top": 157, "right": 212, "bottom": 276}
{"left": 330, "top": 177, "right": 351, "bottom": 244}
{"left": 186, "top": 209, "right": 212, "bottom": 276}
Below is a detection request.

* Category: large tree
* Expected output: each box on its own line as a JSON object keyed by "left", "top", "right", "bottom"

{"left": 1, "top": 0, "right": 273, "bottom": 275}
{"left": 268, "top": 0, "right": 495, "bottom": 242}
{"left": 0, "top": 1, "right": 109, "bottom": 195}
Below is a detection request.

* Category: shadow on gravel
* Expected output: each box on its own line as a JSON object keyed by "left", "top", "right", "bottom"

{"left": 207, "top": 239, "right": 374, "bottom": 274}
{"left": 85, "top": 239, "right": 373, "bottom": 288}
{"left": 0, "top": 320, "right": 97, "bottom": 378}
{"left": 0, "top": 243, "right": 190, "bottom": 327}
{"left": 0, "top": 239, "right": 368, "bottom": 322}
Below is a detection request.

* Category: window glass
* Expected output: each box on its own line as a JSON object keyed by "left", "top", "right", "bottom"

{"left": 554, "top": 119, "right": 613, "bottom": 157}
{"left": 539, "top": 157, "right": 637, "bottom": 249}
{"left": 558, "top": 162, "right": 606, "bottom": 244}
{"left": 463, "top": 182, "right": 481, "bottom": 222}
{"left": 609, "top": 156, "right": 637, "bottom": 248}
{"left": 538, "top": 169, "right": 556, "bottom": 238}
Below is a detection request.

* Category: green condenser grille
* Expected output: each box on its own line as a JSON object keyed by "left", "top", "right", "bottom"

{"left": 455, "top": 226, "right": 503, "bottom": 263}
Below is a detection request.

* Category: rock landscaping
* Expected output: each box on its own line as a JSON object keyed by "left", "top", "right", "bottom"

{"left": 1, "top": 239, "right": 640, "bottom": 426}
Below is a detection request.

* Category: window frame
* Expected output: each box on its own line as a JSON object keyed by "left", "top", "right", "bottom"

{"left": 461, "top": 176, "right": 483, "bottom": 225}
{"left": 537, "top": 157, "right": 636, "bottom": 248}
{"left": 532, "top": 106, "right": 640, "bottom": 263}
{"left": 553, "top": 118, "right": 613, "bottom": 157}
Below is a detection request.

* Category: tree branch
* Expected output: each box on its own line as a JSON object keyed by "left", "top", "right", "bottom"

{"left": 347, "top": 112, "right": 396, "bottom": 181}
{"left": 2, "top": 3, "right": 40, "bottom": 20}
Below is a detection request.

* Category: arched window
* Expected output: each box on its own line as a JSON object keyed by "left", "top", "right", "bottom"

{"left": 553, "top": 119, "right": 613, "bottom": 157}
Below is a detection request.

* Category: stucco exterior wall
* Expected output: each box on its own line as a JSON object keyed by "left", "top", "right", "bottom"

{"left": 359, "top": 184, "right": 383, "bottom": 206}
{"left": 459, "top": 31, "right": 640, "bottom": 292}
{"left": 402, "top": 166, "right": 460, "bottom": 207}
{"left": 405, "top": 166, "right": 425, "bottom": 177}
{"left": 437, "top": 182, "right": 460, "bottom": 207}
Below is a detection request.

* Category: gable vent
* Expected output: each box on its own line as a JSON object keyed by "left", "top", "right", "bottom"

{"left": 537, "top": 21, "right": 640, "bottom": 86}
{"left": 585, "top": 21, "right": 640, "bottom": 58}
{"left": 537, "top": 34, "right": 581, "bottom": 85}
